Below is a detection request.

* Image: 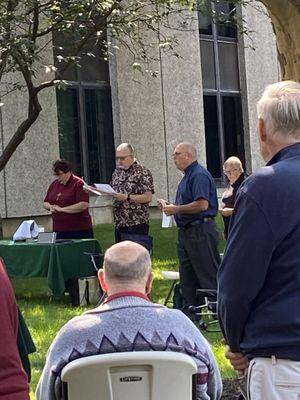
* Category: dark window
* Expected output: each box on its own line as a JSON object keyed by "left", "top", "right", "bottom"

{"left": 199, "top": 1, "right": 244, "bottom": 180}
{"left": 203, "top": 95, "right": 221, "bottom": 177}
{"left": 198, "top": 2, "right": 213, "bottom": 35}
{"left": 199, "top": 1, "right": 237, "bottom": 38}
{"left": 215, "top": 2, "right": 237, "bottom": 38}
{"left": 80, "top": 39, "right": 109, "bottom": 83}
{"left": 52, "top": 30, "right": 77, "bottom": 81}
{"left": 223, "top": 95, "right": 244, "bottom": 164}
{"left": 200, "top": 41, "right": 216, "bottom": 89}
{"left": 218, "top": 42, "right": 239, "bottom": 91}
{"left": 54, "top": 31, "right": 115, "bottom": 183}
{"left": 56, "top": 88, "right": 82, "bottom": 175}
{"left": 85, "top": 89, "right": 115, "bottom": 183}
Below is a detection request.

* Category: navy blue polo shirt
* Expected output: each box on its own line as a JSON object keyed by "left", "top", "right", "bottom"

{"left": 174, "top": 161, "right": 218, "bottom": 227}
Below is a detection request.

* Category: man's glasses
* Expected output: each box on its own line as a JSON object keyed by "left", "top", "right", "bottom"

{"left": 172, "top": 151, "right": 187, "bottom": 157}
{"left": 116, "top": 155, "right": 132, "bottom": 161}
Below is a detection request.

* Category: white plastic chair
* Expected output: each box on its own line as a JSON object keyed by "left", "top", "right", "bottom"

{"left": 61, "top": 351, "right": 197, "bottom": 400}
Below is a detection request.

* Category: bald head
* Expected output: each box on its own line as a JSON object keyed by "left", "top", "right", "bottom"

{"left": 103, "top": 241, "right": 151, "bottom": 285}
{"left": 177, "top": 142, "right": 197, "bottom": 157}
{"left": 173, "top": 142, "right": 197, "bottom": 171}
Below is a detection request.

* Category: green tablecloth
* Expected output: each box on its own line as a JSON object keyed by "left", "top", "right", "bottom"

{"left": 0, "top": 239, "right": 102, "bottom": 298}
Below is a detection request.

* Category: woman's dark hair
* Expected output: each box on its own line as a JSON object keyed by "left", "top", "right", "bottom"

{"left": 53, "top": 159, "right": 73, "bottom": 174}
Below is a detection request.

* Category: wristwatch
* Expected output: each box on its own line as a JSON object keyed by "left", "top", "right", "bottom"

{"left": 127, "top": 194, "right": 131, "bottom": 201}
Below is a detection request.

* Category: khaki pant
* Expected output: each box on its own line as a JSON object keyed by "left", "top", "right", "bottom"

{"left": 247, "top": 357, "right": 300, "bottom": 400}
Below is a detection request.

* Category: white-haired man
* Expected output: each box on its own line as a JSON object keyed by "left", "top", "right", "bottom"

{"left": 36, "top": 241, "right": 222, "bottom": 400}
{"left": 163, "top": 142, "right": 220, "bottom": 308}
{"left": 111, "top": 143, "right": 154, "bottom": 243}
{"left": 218, "top": 81, "right": 300, "bottom": 399}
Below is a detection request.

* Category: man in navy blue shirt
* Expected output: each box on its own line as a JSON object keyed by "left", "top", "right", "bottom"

{"left": 163, "top": 142, "right": 220, "bottom": 307}
{"left": 218, "top": 81, "right": 300, "bottom": 400}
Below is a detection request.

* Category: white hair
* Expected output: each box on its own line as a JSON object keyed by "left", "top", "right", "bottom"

{"left": 257, "top": 80, "right": 300, "bottom": 139}
{"left": 223, "top": 156, "right": 244, "bottom": 173}
{"left": 116, "top": 143, "right": 135, "bottom": 155}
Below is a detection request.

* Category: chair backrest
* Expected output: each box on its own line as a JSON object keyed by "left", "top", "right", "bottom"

{"left": 61, "top": 351, "right": 197, "bottom": 400}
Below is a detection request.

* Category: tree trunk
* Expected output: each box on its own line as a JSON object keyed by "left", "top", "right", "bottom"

{"left": 260, "top": 0, "right": 300, "bottom": 81}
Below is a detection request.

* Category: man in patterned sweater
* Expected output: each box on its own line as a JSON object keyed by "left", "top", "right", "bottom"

{"left": 36, "top": 241, "right": 222, "bottom": 400}
{"left": 111, "top": 143, "right": 154, "bottom": 242}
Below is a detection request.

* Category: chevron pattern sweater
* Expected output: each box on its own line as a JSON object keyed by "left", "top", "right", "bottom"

{"left": 36, "top": 295, "right": 222, "bottom": 399}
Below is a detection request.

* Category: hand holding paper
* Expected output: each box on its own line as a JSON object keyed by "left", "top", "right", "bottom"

{"left": 157, "top": 198, "right": 175, "bottom": 228}
{"left": 157, "top": 198, "right": 168, "bottom": 210}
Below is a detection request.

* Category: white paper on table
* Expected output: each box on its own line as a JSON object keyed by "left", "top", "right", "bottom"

{"left": 94, "top": 184, "right": 116, "bottom": 195}
{"left": 162, "top": 212, "right": 175, "bottom": 228}
{"left": 13, "top": 220, "right": 39, "bottom": 241}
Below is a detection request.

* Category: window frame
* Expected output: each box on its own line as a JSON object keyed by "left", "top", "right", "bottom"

{"left": 199, "top": 1, "right": 245, "bottom": 183}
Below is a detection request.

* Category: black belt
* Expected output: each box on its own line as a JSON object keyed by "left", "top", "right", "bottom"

{"left": 183, "top": 217, "right": 214, "bottom": 229}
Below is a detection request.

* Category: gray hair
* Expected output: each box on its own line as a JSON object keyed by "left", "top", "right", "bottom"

{"left": 116, "top": 143, "right": 135, "bottom": 155}
{"left": 223, "top": 156, "right": 244, "bottom": 173}
{"left": 257, "top": 80, "right": 300, "bottom": 139}
{"left": 103, "top": 241, "right": 151, "bottom": 283}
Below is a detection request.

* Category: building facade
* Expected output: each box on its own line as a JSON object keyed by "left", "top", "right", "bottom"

{"left": 0, "top": 2, "right": 279, "bottom": 236}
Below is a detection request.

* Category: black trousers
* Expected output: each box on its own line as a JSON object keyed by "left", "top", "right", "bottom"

{"left": 178, "top": 220, "right": 220, "bottom": 307}
{"left": 56, "top": 229, "right": 94, "bottom": 306}
{"left": 114, "top": 223, "right": 149, "bottom": 243}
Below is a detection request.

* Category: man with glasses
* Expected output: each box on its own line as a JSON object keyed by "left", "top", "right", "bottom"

{"left": 111, "top": 143, "right": 154, "bottom": 242}
{"left": 163, "top": 142, "right": 220, "bottom": 308}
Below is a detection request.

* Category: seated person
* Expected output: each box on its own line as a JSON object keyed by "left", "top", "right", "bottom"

{"left": 36, "top": 241, "right": 222, "bottom": 400}
{"left": 0, "top": 258, "right": 30, "bottom": 400}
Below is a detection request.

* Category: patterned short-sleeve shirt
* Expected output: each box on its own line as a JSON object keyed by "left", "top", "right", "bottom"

{"left": 110, "top": 161, "right": 154, "bottom": 227}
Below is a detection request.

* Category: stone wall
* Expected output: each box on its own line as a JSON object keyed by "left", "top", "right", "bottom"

{"left": 0, "top": 35, "right": 59, "bottom": 220}
{"left": 241, "top": 2, "right": 280, "bottom": 173}
{"left": 1, "top": 5, "right": 280, "bottom": 235}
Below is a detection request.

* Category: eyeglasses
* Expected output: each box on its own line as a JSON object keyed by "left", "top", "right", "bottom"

{"left": 172, "top": 151, "right": 186, "bottom": 157}
{"left": 115, "top": 155, "right": 133, "bottom": 161}
{"left": 223, "top": 169, "right": 238, "bottom": 175}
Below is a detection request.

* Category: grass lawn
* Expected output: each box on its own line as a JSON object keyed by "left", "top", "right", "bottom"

{"left": 12, "top": 216, "right": 235, "bottom": 399}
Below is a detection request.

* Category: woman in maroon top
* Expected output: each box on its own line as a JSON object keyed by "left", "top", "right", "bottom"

{"left": 44, "top": 159, "right": 94, "bottom": 305}
{"left": 44, "top": 159, "right": 93, "bottom": 240}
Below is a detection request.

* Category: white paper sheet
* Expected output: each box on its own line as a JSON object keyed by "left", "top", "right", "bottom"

{"left": 94, "top": 184, "right": 116, "bottom": 195}
{"left": 83, "top": 184, "right": 102, "bottom": 196}
{"left": 13, "top": 220, "right": 39, "bottom": 241}
{"left": 162, "top": 212, "right": 174, "bottom": 228}
{"left": 158, "top": 198, "right": 175, "bottom": 228}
